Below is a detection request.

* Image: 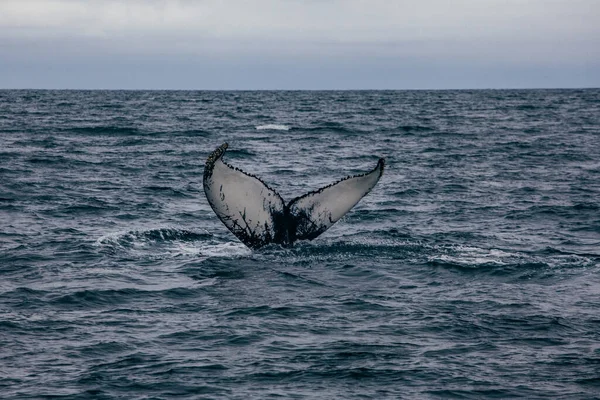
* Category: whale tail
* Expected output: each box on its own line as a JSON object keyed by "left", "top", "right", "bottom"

{"left": 203, "top": 143, "right": 384, "bottom": 249}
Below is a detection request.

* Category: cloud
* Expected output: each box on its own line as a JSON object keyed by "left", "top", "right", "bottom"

{"left": 1, "top": 0, "right": 598, "bottom": 60}
{"left": 0, "top": 0, "right": 598, "bottom": 88}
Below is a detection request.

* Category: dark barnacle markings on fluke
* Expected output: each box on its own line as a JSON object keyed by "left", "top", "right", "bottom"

{"left": 203, "top": 142, "right": 385, "bottom": 249}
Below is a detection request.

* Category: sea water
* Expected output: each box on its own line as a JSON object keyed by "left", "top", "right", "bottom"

{"left": 1, "top": 89, "right": 599, "bottom": 398}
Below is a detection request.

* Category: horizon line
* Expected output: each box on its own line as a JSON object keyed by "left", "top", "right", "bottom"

{"left": 1, "top": 86, "right": 599, "bottom": 91}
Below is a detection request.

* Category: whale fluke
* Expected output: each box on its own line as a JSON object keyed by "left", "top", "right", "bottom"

{"left": 203, "top": 143, "right": 384, "bottom": 249}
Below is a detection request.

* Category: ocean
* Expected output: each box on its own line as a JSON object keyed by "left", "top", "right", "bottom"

{"left": 1, "top": 89, "right": 599, "bottom": 399}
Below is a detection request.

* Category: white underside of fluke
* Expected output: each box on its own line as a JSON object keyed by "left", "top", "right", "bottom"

{"left": 203, "top": 143, "right": 384, "bottom": 249}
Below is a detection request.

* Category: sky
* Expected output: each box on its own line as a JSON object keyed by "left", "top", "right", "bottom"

{"left": 1, "top": 0, "right": 599, "bottom": 90}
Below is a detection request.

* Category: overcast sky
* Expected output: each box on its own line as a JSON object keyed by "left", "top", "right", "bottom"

{"left": 1, "top": 0, "right": 599, "bottom": 89}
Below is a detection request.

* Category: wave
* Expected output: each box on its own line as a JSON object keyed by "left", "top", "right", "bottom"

{"left": 304, "top": 121, "right": 355, "bottom": 134}
{"left": 259, "top": 232, "right": 599, "bottom": 278}
{"left": 95, "top": 227, "right": 250, "bottom": 259}
{"left": 255, "top": 124, "right": 291, "bottom": 131}
{"left": 397, "top": 125, "right": 434, "bottom": 133}
{"left": 97, "top": 227, "right": 211, "bottom": 246}
{"left": 69, "top": 126, "right": 140, "bottom": 136}
{"left": 425, "top": 243, "right": 597, "bottom": 280}
{"left": 143, "top": 186, "right": 191, "bottom": 198}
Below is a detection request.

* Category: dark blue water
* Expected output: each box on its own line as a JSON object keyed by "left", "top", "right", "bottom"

{"left": 1, "top": 89, "right": 600, "bottom": 399}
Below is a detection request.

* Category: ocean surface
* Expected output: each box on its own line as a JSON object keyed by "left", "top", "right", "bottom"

{"left": 1, "top": 89, "right": 599, "bottom": 399}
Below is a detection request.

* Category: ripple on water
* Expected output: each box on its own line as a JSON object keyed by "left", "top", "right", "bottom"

{"left": 2, "top": 89, "right": 600, "bottom": 399}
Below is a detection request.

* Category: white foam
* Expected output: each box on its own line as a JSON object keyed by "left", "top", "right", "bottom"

{"left": 197, "top": 242, "right": 251, "bottom": 258}
{"left": 428, "top": 245, "right": 517, "bottom": 267}
{"left": 94, "top": 227, "right": 251, "bottom": 260}
{"left": 255, "top": 124, "right": 291, "bottom": 131}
